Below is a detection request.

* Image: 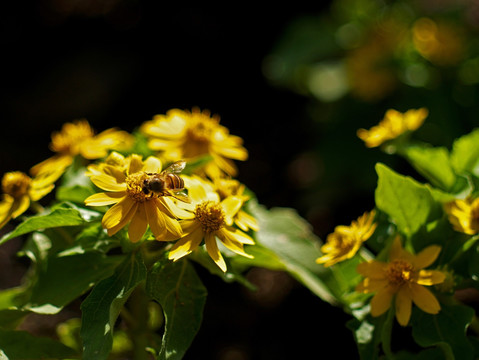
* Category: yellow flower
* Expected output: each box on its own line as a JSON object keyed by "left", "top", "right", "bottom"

{"left": 140, "top": 108, "right": 248, "bottom": 179}
{"left": 84, "top": 154, "right": 184, "bottom": 243}
{"left": 168, "top": 176, "right": 255, "bottom": 272}
{"left": 357, "top": 108, "right": 428, "bottom": 148}
{"left": 31, "top": 120, "right": 133, "bottom": 180}
{"left": 444, "top": 197, "right": 479, "bottom": 235}
{"left": 316, "top": 210, "right": 377, "bottom": 267}
{"left": 213, "top": 177, "right": 259, "bottom": 232}
{"left": 356, "top": 236, "right": 445, "bottom": 326}
{"left": 413, "top": 17, "right": 465, "bottom": 66}
{"left": 0, "top": 171, "right": 57, "bottom": 228}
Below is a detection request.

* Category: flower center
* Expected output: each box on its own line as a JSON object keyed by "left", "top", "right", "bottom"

{"left": 2, "top": 172, "right": 31, "bottom": 199}
{"left": 194, "top": 201, "right": 225, "bottom": 233}
{"left": 125, "top": 172, "right": 149, "bottom": 203}
{"left": 386, "top": 259, "right": 415, "bottom": 285}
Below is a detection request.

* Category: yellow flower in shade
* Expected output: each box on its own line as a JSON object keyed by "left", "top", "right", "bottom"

{"left": 213, "top": 177, "right": 259, "bottom": 232}
{"left": 356, "top": 236, "right": 445, "bottom": 326}
{"left": 316, "top": 210, "right": 377, "bottom": 267}
{"left": 0, "top": 171, "right": 57, "bottom": 228}
{"left": 140, "top": 108, "right": 248, "bottom": 179}
{"left": 84, "top": 154, "right": 184, "bottom": 243}
{"left": 444, "top": 197, "right": 479, "bottom": 235}
{"left": 357, "top": 108, "right": 428, "bottom": 148}
{"left": 31, "top": 120, "right": 133, "bottom": 180}
{"left": 413, "top": 17, "right": 465, "bottom": 67}
{"left": 168, "top": 176, "right": 255, "bottom": 272}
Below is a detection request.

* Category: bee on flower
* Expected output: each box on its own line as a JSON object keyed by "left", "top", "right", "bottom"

{"left": 168, "top": 176, "right": 255, "bottom": 272}
{"left": 84, "top": 153, "right": 186, "bottom": 243}
{"left": 316, "top": 210, "right": 377, "bottom": 267}
{"left": 140, "top": 107, "right": 248, "bottom": 179}
{"left": 31, "top": 119, "right": 133, "bottom": 181}
{"left": 0, "top": 171, "right": 58, "bottom": 229}
{"left": 357, "top": 108, "right": 428, "bottom": 148}
{"left": 356, "top": 236, "right": 445, "bottom": 326}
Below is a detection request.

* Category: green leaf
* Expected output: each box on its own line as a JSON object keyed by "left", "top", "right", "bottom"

{"left": 411, "top": 304, "right": 475, "bottom": 360}
{"left": 400, "top": 144, "right": 456, "bottom": 191}
{"left": 80, "top": 251, "right": 147, "bottom": 360}
{"left": 247, "top": 201, "right": 339, "bottom": 305}
{"left": 0, "top": 329, "right": 77, "bottom": 359}
{"left": 145, "top": 258, "right": 207, "bottom": 360}
{"left": 0, "top": 202, "right": 101, "bottom": 245}
{"left": 26, "top": 253, "right": 124, "bottom": 314}
{"left": 450, "top": 128, "right": 479, "bottom": 175}
{"left": 56, "top": 163, "right": 95, "bottom": 203}
{"left": 375, "top": 163, "right": 441, "bottom": 237}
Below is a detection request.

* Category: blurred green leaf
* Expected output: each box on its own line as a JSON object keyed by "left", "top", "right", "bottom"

{"left": 375, "top": 163, "right": 441, "bottom": 237}
{"left": 411, "top": 304, "right": 474, "bottom": 360}
{"left": 247, "top": 201, "right": 341, "bottom": 305}
{"left": 80, "top": 251, "right": 146, "bottom": 360}
{"left": 400, "top": 144, "right": 456, "bottom": 191}
{"left": 56, "top": 162, "right": 95, "bottom": 203}
{"left": 0, "top": 329, "right": 77, "bottom": 359}
{"left": 0, "top": 202, "right": 101, "bottom": 245}
{"left": 145, "top": 258, "right": 207, "bottom": 360}
{"left": 450, "top": 128, "right": 479, "bottom": 176}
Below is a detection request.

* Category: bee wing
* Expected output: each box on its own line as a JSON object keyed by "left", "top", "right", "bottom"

{"left": 163, "top": 160, "right": 187, "bottom": 174}
{"left": 165, "top": 189, "right": 191, "bottom": 203}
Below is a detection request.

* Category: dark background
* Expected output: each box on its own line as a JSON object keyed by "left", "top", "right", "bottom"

{"left": 0, "top": 1, "right": 360, "bottom": 359}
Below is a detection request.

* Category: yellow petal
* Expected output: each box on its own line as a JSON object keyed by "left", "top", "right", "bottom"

{"left": 396, "top": 286, "right": 413, "bottom": 326}
{"left": 102, "top": 196, "right": 135, "bottom": 229}
{"left": 128, "top": 203, "right": 148, "bottom": 243}
{"left": 217, "top": 229, "right": 254, "bottom": 258}
{"left": 355, "top": 278, "right": 389, "bottom": 294}
{"left": 143, "top": 156, "right": 162, "bottom": 173}
{"left": 127, "top": 154, "right": 144, "bottom": 175}
{"left": 11, "top": 196, "right": 30, "bottom": 218}
{"left": 90, "top": 174, "right": 127, "bottom": 192}
{"left": 412, "top": 245, "right": 442, "bottom": 269}
{"left": 168, "top": 227, "right": 204, "bottom": 261}
{"left": 0, "top": 197, "right": 15, "bottom": 229}
{"left": 30, "top": 154, "right": 73, "bottom": 177}
{"left": 356, "top": 261, "right": 388, "bottom": 279}
{"left": 221, "top": 196, "right": 243, "bottom": 225}
{"left": 205, "top": 232, "right": 226, "bottom": 272}
{"left": 85, "top": 192, "right": 125, "bottom": 206}
{"left": 370, "top": 287, "right": 394, "bottom": 317}
{"left": 144, "top": 199, "right": 166, "bottom": 239}
{"left": 416, "top": 269, "right": 446, "bottom": 286}
{"left": 409, "top": 283, "right": 441, "bottom": 315}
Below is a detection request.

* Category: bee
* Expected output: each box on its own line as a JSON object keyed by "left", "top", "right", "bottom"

{"left": 142, "top": 160, "right": 190, "bottom": 203}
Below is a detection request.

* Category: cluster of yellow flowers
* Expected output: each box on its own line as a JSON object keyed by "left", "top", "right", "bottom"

{"left": 0, "top": 107, "right": 258, "bottom": 272}
{"left": 317, "top": 107, "right": 479, "bottom": 327}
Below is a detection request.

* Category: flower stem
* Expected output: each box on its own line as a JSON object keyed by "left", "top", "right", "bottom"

{"left": 381, "top": 307, "right": 395, "bottom": 359}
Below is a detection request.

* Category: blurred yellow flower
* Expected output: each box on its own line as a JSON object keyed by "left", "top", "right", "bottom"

{"left": 0, "top": 171, "right": 57, "bottom": 228}
{"left": 356, "top": 236, "right": 445, "bottom": 326}
{"left": 31, "top": 120, "right": 133, "bottom": 180}
{"left": 444, "top": 197, "right": 479, "bottom": 235}
{"left": 345, "top": 18, "right": 407, "bottom": 101}
{"left": 140, "top": 108, "right": 248, "bottom": 179}
{"left": 168, "top": 176, "right": 255, "bottom": 272}
{"left": 413, "top": 17, "right": 465, "bottom": 66}
{"left": 316, "top": 210, "right": 377, "bottom": 267}
{"left": 84, "top": 154, "right": 184, "bottom": 243}
{"left": 357, "top": 108, "right": 428, "bottom": 148}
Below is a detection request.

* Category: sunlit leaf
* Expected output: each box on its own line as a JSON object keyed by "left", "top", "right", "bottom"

{"left": 450, "top": 128, "right": 479, "bottom": 176}
{"left": 0, "top": 202, "right": 101, "bottom": 245}
{"left": 375, "top": 163, "right": 441, "bottom": 237}
{"left": 80, "top": 251, "right": 146, "bottom": 360}
{"left": 146, "top": 258, "right": 207, "bottom": 360}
